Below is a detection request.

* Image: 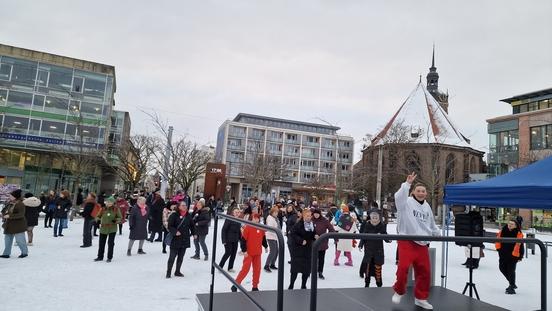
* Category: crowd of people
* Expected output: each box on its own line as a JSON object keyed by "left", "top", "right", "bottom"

{"left": 0, "top": 173, "right": 526, "bottom": 310}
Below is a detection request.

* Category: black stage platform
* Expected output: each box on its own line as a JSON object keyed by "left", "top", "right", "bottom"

{"left": 196, "top": 286, "right": 508, "bottom": 311}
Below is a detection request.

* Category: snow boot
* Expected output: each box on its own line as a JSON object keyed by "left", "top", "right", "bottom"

{"left": 344, "top": 252, "right": 353, "bottom": 266}
{"left": 174, "top": 271, "right": 184, "bottom": 277}
{"left": 334, "top": 250, "right": 341, "bottom": 266}
{"left": 127, "top": 249, "right": 131, "bottom": 256}
{"left": 138, "top": 249, "right": 146, "bottom": 254}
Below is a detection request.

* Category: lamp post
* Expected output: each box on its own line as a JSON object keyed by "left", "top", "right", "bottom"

{"left": 225, "top": 184, "right": 231, "bottom": 208}
{"left": 271, "top": 189, "right": 276, "bottom": 206}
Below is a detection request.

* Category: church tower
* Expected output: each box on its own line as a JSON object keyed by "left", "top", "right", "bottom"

{"left": 426, "top": 45, "right": 449, "bottom": 113}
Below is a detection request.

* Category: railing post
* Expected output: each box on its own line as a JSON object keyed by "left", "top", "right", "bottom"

{"left": 208, "top": 211, "right": 219, "bottom": 311}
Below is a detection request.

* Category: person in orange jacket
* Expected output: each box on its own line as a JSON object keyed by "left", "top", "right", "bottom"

{"left": 231, "top": 213, "right": 268, "bottom": 292}
{"left": 496, "top": 217, "right": 524, "bottom": 295}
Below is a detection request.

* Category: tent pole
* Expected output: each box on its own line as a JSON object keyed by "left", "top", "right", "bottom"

{"left": 440, "top": 204, "right": 448, "bottom": 287}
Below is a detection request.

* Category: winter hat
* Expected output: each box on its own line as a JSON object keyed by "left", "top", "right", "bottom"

{"left": 23, "top": 196, "right": 42, "bottom": 207}
{"left": 105, "top": 196, "right": 116, "bottom": 204}
{"left": 10, "top": 189, "right": 22, "bottom": 200}
{"left": 312, "top": 208, "right": 322, "bottom": 215}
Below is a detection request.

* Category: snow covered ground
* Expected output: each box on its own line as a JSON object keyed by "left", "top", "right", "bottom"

{"left": 0, "top": 217, "right": 550, "bottom": 311}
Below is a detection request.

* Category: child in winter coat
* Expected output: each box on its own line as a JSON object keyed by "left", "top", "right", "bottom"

{"left": 392, "top": 173, "right": 440, "bottom": 310}
{"left": 332, "top": 204, "right": 358, "bottom": 266}
{"left": 231, "top": 213, "right": 268, "bottom": 292}
{"left": 359, "top": 210, "right": 390, "bottom": 287}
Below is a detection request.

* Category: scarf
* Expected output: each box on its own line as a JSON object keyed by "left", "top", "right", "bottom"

{"left": 304, "top": 220, "right": 314, "bottom": 232}
{"left": 179, "top": 209, "right": 187, "bottom": 217}
{"left": 139, "top": 204, "right": 147, "bottom": 216}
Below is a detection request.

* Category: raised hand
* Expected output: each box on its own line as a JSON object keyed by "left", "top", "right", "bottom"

{"left": 406, "top": 172, "right": 417, "bottom": 184}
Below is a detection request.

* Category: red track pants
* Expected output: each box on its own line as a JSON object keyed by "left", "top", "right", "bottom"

{"left": 236, "top": 254, "right": 261, "bottom": 288}
{"left": 392, "top": 240, "right": 431, "bottom": 299}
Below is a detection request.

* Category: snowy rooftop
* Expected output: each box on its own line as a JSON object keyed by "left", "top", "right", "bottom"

{"left": 372, "top": 82, "right": 472, "bottom": 148}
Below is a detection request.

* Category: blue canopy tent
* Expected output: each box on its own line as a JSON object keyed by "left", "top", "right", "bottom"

{"left": 444, "top": 155, "right": 552, "bottom": 209}
{"left": 439, "top": 155, "right": 552, "bottom": 288}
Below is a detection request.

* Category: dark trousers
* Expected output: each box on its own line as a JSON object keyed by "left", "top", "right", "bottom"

{"left": 317, "top": 250, "right": 326, "bottom": 273}
{"left": 289, "top": 272, "right": 309, "bottom": 289}
{"left": 219, "top": 242, "right": 238, "bottom": 270}
{"left": 149, "top": 230, "right": 162, "bottom": 241}
{"left": 167, "top": 247, "right": 186, "bottom": 274}
{"left": 97, "top": 232, "right": 116, "bottom": 260}
{"left": 162, "top": 229, "right": 168, "bottom": 252}
{"left": 118, "top": 223, "right": 123, "bottom": 235}
{"left": 83, "top": 218, "right": 93, "bottom": 246}
{"left": 44, "top": 212, "right": 54, "bottom": 227}
{"left": 93, "top": 221, "right": 99, "bottom": 235}
{"left": 53, "top": 218, "right": 64, "bottom": 236}
{"left": 499, "top": 258, "right": 517, "bottom": 287}
{"left": 265, "top": 240, "right": 278, "bottom": 268}
{"left": 194, "top": 234, "right": 208, "bottom": 257}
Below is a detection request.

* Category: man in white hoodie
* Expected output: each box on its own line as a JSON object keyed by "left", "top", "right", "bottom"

{"left": 391, "top": 173, "right": 440, "bottom": 310}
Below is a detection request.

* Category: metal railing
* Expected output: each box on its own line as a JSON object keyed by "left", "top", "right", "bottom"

{"left": 309, "top": 233, "right": 548, "bottom": 311}
{"left": 209, "top": 213, "right": 286, "bottom": 311}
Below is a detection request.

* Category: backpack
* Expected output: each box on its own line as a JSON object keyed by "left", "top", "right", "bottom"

{"left": 91, "top": 203, "right": 102, "bottom": 218}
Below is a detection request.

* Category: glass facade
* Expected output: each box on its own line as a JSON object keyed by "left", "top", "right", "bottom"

{"left": 512, "top": 99, "right": 552, "bottom": 114}
{"left": 530, "top": 124, "right": 552, "bottom": 150}
{"left": 0, "top": 54, "right": 114, "bottom": 151}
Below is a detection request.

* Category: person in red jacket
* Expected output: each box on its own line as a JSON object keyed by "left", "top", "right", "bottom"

{"left": 115, "top": 197, "right": 130, "bottom": 235}
{"left": 231, "top": 213, "right": 268, "bottom": 292}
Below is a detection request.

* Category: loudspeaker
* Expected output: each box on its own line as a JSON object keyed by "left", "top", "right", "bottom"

{"left": 455, "top": 211, "right": 484, "bottom": 247}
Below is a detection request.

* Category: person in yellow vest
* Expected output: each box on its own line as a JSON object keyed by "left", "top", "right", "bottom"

{"left": 495, "top": 217, "right": 524, "bottom": 295}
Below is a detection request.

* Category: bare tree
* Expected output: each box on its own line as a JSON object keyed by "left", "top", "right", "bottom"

{"left": 242, "top": 145, "right": 288, "bottom": 197}
{"left": 172, "top": 138, "right": 212, "bottom": 193}
{"left": 113, "top": 134, "right": 157, "bottom": 191}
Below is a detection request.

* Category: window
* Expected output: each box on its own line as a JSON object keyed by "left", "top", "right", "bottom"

{"left": 2, "top": 57, "right": 37, "bottom": 88}
{"left": 305, "top": 136, "right": 319, "bottom": 143}
{"left": 3, "top": 116, "right": 29, "bottom": 133}
{"left": 539, "top": 100, "right": 549, "bottom": 110}
{"left": 341, "top": 164, "right": 350, "bottom": 171}
{"left": 77, "top": 71, "right": 106, "bottom": 98}
{"left": 69, "top": 100, "right": 80, "bottom": 113}
{"left": 341, "top": 153, "right": 350, "bottom": 159}
{"left": 519, "top": 104, "right": 528, "bottom": 113}
{"left": 0, "top": 89, "right": 7, "bottom": 106}
{"left": 270, "top": 131, "right": 283, "bottom": 140}
{"left": 78, "top": 125, "right": 99, "bottom": 138}
{"left": 287, "top": 134, "right": 297, "bottom": 141}
{"left": 530, "top": 125, "right": 552, "bottom": 150}
{"left": 325, "top": 150, "right": 334, "bottom": 158}
{"left": 32, "top": 95, "right": 45, "bottom": 111}
{"left": 73, "top": 76, "right": 84, "bottom": 93}
{"left": 228, "top": 139, "right": 242, "bottom": 147}
{"left": 512, "top": 105, "right": 520, "bottom": 114}
{"left": 7, "top": 91, "right": 33, "bottom": 109}
{"left": 46, "top": 65, "right": 73, "bottom": 92}
{"left": 323, "top": 162, "right": 333, "bottom": 169}
{"left": 44, "top": 96, "right": 68, "bottom": 113}
{"left": 0, "top": 63, "right": 12, "bottom": 81}
{"left": 301, "top": 160, "right": 315, "bottom": 167}
{"left": 65, "top": 123, "right": 77, "bottom": 138}
{"left": 41, "top": 120, "right": 66, "bottom": 136}
{"left": 28, "top": 119, "right": 41, "bottom": 135}
{"left": 445, "top": 154, "right": 456, "bottom": 183}
{"left": 37, "top": 70, "right": 49, "bottom": 87}
{"left": 528, "top": 102, "right": 539, "bottom": 111}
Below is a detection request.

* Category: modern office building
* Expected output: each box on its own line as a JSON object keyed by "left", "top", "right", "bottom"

{"left": 215, "top": 113, "right": 354, "bottom": 204}
{"left": 487, "top": 87, "right": 552, "bottom": 229}
{"left": 0, "top": 43, "right": 130, "bottom": 195}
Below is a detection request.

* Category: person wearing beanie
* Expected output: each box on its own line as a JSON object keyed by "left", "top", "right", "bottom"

{"left": 53, "top": 190, "right": 72, "bottom": 237}
{"left": 23, "top": 192, "right": 42, "bottom": 246}
{"left": 311, "top": 208, "right": 335, "bottom": 279}
{"left": 496, "top": 218, "right": 524, "bottom": 294}
{"left": 94, "top": 196, "right": 122, "bottom": 262}
{"left": 359, "top": 210, "right": 390, "bottom": 288}
{"left": 231, "top": 213, "right": 268, "bottom": 292}
{"left": 331, "top": 204, "right": 358, "bottom": 266}
{"left": 1, "top": 189, "right": 28, "bottom": 258}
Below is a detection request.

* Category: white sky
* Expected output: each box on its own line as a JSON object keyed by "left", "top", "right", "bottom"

{"left": 2, "top": 0, "right": 551, "bottom": 161}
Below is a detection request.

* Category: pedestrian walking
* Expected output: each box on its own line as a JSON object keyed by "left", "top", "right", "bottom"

{"left": 231, "top": 213, "right": 268, "bottom": 292}
{"left": 128, "top": 197, "right": 149, "bottom": 256}
{"left": 312, "top": 208, "right": 334, "bottom": 279}
{"left": 166, "top": 201, "right": 195, "bottom": 278}
{"left": 1, "top": 189, "right": 28, "bottom": 258}
{"left": 219, "top": 207, "right": 242, "bottom": 272}
{"left": 391, "top": 173, "right": 440, "bottom": 310}
{"left": 53, "top": 190, "right": 72, "bottom": 237}
{"left": 288, "top": 209, "right": 316, "bottom": 289}
{"left": 23, "top": 193, "right": 41, "bottom": 246}
{"left": 264, "top": 206, "right": 281, "bottom": 273}
{"left": 191, "top": 200, "right": 210, "bottom": 261}
{"left": 496, "top": 218, "right": 524, "bottom": 295}
{"left": 94, "top": 196, "right": 122, "bottom": 262}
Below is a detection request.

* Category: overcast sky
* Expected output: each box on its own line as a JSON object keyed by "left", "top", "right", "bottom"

{"left": 2, "top": 0, "right": 551, "bottom": 161}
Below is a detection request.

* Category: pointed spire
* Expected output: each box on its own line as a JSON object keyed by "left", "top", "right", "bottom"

{"left": 431, "top": 43, "right": 435, "bottom": 69}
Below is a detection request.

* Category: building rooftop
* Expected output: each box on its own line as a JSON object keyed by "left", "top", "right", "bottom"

{"left": 0, "top": 43, "right": 116, "bottom": 91}
{"left": 500, "top": 87, "right": 552, "bottom": 103}
{"left": 232, "top": 113, "right": 342, "bottom": 134}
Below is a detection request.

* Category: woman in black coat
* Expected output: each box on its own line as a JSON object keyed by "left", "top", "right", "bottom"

{"left": 288, "top": 209, "right": 316, "bottom": 289}
{"left": 358, "top": 210, "right": 389, "bottom": 287}
{"left": 219, "top": 207, "right": 242, "bottom": 272}
{"left": 166, "top": 203, "right": 195, "bottom": 278}
{"left": 285, "top": 205, "right": 300, "bottom": 263}
{"left": 497, "top": 218, "right": 524, "bottom": 294}
{"left": 53, "top": 190, "right": 72, "bottom": 237}
{"left": 127, "top": 197, "right": 149, "bottom": 255}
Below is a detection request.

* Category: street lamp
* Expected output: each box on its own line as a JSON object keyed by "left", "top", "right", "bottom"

{"left": 225, "top": 184, "right": 231, "bottom": 208}
{"left": 271, "top": 189, "right": 276, "bottom": 206}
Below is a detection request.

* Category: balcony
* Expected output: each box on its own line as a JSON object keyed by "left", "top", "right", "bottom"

{"left": 227, "top": 144, "right": 244, "bottom": 151}
{"left": 285, "top": 139, "right": 300, "bottom": 145}
{"left": 228, "top": 131, "right": 246, "bottom": 138}
{"left": 302, "top": 140, "right": 320, "bottom": 147}
{"left": 301, "top": 153, "right": 319, "bottom": 159}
